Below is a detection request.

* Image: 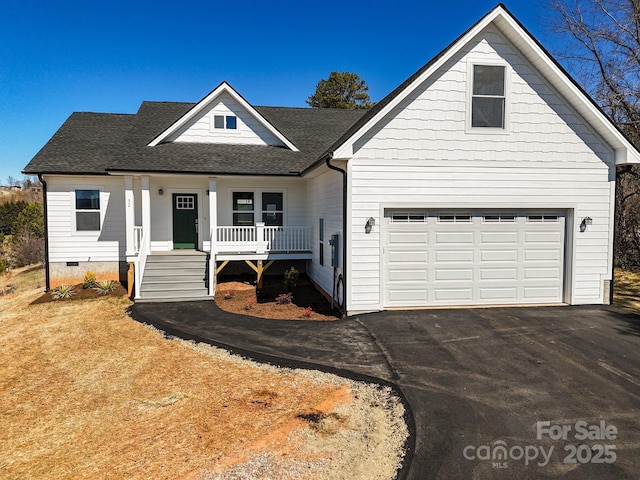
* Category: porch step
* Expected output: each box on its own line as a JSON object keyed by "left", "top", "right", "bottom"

{"left": 137, "top": 252, "right": 211, "bottom": 303}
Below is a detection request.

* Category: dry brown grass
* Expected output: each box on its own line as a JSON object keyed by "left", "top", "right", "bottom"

{"left": 614, "top": 268, "right": 640, "bottom": 313}
{"left": 0, "top": 286, "right": 350, "bottom": 479}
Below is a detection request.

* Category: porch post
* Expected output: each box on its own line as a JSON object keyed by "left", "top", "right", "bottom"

{"left": 124, "top": 176, "right": 135, "bottom": 256}
{"left": 141, "top": 175, "right": 151, "bottom": 252}
{"left": 208, "top": 177, "right": 217, "bottom": 297}
{"left": 256, "top": 222, "right": 266, "bottom": 254}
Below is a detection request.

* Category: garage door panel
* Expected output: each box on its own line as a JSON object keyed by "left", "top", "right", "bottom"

{"left": 523, "top": 286, "right": 562, "bottom": 299}
{"left": 524, "top": 267, "right": 561, "bottom": 280}
{"left": 480, "top": 231, "right": 518, "bottom": 244}
{"left": 435, "top": 232, "right": 474, "bottom": 244}
{"left": 524, "top": 249, "right": 562, "bottom": 261}
{"left": 435, "top": 250, "right": 474, "bottom": 262}
{"left": 388, "top": 250, "right": 428, "bottom": 263}
{"left": 388, "top": 269, "right": 428, "bottom": 282}
{"left": 434, "top": 288, "right": 473, "bottom": 301}
{"left": 388, "top": 288, "right": 428, "bottom": 303}
{"left": 480, "top": 249, "right": 518, "bottom": 262}
{"left": 388, "top": 232, "right": 428, "bottom": 244}
{"left": 525, "top": 231, "right": 562, "bottom": 243}
{"left": 384, "top": 209, "right": 565, "bottom": 307}
{"left": 479, "top": 287, "right": 517, "bottom": 300}
{"left": 435, "top": 268, "right": 474, "bottom": 281}
{"left": 480, "top": 268, "right": 518, "bottom": 280}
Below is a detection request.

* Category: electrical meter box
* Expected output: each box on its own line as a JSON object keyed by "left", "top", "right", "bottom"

{"left": 329, "top": 233, "right": 340, "bottom": 267}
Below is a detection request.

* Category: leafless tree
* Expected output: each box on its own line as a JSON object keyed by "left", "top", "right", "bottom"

{"left": 546, "top": 0, "right": 640, "bottom": 267}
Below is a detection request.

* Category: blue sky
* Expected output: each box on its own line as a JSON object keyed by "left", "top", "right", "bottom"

{"left": 1, "top": 0, "right": 550, "bottom": 182}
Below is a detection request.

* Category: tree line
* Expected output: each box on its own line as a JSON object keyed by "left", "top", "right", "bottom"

{"left": 0, "top": 178, "right": 44, "bottom": 272}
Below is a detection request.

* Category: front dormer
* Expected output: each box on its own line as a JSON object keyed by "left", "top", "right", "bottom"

{"left": 148, "top": 82, "right": 298, "bottom": 151}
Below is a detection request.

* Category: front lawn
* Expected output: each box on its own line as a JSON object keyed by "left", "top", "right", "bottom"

{"left": 0, "top": 271, "right": 407, "bottom": 479}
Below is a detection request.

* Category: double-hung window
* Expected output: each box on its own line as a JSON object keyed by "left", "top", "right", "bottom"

{"left": 75, "top": 189, "right": 100, "bottom": 231}
{"left": 261, "top": 192, "right": 283, "bottom": 226}
{"left": 471, "top": 65, "right": 506, "bottom": 128}
{"left": 233, "top": 192, "right": 254, "bottom": 226}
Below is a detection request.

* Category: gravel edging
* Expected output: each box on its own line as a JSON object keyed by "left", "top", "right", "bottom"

{"left": 138, "top": 317, "right": 416, "bottom": 480}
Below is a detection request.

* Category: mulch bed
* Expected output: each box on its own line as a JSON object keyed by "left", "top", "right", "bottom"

{"left": 216, "top": 274, "right": 340, "bottom": 321}
{"left": 31, "top": 283, "right": 128, "bottom": 304}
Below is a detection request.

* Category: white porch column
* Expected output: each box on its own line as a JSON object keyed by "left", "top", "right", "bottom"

{"left": 124, "top": 176, "right": 135, "bottom": 256}
{"left": 256, "top": 222, "right": 266, "bottom": 254}
{"left": 208, "top": 177, "right": 217, "bottom": 297}
{"left": 208, "top": 177, "right": 217, "bottom": 254}
{"left": 141, "top": 175, "right": 151, "bottom": 252}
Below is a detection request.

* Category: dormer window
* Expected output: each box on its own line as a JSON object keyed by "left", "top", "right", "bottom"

{"left": 212, "top": 115, "right": 237, "bottom": 130}
{"left": 471, "top": 65, "right": 506, "bottom": 128}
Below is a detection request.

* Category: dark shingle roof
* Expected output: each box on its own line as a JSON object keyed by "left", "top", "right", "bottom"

{"left": 23, "top": 100, "right": 367, "bottom": 176}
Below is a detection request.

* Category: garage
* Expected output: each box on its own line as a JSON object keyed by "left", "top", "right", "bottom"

{"left": 383, "top": 210, "right": 566, "bottom": 307}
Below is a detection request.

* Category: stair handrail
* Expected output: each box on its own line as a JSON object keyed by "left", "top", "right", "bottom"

{"left": 134, "top": 228, "right": 150, "bottom": 299}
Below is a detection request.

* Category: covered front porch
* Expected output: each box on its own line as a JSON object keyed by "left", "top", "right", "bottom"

{"left": 121, "top": 174, "right": 312, "bottom": 301}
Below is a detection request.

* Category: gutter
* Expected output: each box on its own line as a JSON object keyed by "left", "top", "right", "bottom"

{"left": 324, "top": 153, "right": 348, "bottom": 317}
{"left": 38, "top": 174, "right": 50, "bottom": 292}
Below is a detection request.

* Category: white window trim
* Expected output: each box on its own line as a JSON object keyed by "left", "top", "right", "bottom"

{"left": 232, "top": 191, "right": 256, "bottom": 226}
{"left": 71, "top": 186, "right": 104, "bottom": 236}
{"left": 210, "top": 114, "right": 240, "bottom": 133}
{"left": 230, "top": 189, "right": 287, "bottom": 226}
{"left": 261, "top": 192, "right": 285, "bottom": 227}
{"left": 466, "top": 59, "right": 511, "bottom": 135}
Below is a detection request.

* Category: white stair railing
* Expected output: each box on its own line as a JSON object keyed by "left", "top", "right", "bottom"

{"left": 134, "top": 228, "right": 150, "bottom": 299}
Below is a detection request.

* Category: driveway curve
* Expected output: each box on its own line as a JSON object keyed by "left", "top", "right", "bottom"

{"left": 130, "top": 302, "right": 640, "bottom": 480}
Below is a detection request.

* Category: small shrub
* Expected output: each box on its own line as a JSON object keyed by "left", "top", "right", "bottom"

{"left": 245, "top": 298, "right": 255, "bottom": 311}
{"left": 224, "top": 290, "right": 236, "bottom": 300}
{"left": 0, "top": 258, "right": 6, "bottom": 274}
{"left": 83, "top": 271, "right": 97, "bottom": 289}
{"left": 275, "top": 293, "right": 293, "bottom": 305}
{"left": 302, "top": 306, "right": 313, "bottom": 317}
{"left": 50, "top": 284, "right": 76, "bottom": 300}
{"left": 283, "top": 267, "right": 299, "bottom": 292}
{"left": 93, "top": 280, "right": 118, "bottom": 295}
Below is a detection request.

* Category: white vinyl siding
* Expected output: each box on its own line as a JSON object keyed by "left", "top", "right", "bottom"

{"left": 307, "top": 170, "right": 343, "bottom": 297}
{"left": 170, "top": 92, "right": 285, "bottom": 146}
{"left": 46, "top": 176, "right": 125, "bottom": 262}
{"left": 346, "top": 25, "right": 615, "bottom": 312}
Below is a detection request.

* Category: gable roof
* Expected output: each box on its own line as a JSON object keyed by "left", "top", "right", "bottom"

{"left": 24, "top": 3, "right": 640, "bottom": 177}
{"left": 23, "top": 101, "right": 366, "bottom": 176}
{"left": 147, "top": 81, "right": 299, "bottom": 151}
{"left": 313, "top": 3, "right": 640, "bottom": 166}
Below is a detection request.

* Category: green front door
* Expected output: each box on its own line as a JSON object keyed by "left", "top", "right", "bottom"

{"left": 172, "top": 194, "right": 198, "bottom": 249}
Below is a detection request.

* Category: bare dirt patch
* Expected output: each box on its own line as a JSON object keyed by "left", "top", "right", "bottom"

{"left": 216, "top": 274, "right": 340, "bottom": 321}
{"left": 1, "top": 282, "right": 407, "bottom": 479}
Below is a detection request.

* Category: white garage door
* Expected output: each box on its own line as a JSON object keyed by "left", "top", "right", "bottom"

{"left": 383, "top": 210, "right": 565, "bottom": 307}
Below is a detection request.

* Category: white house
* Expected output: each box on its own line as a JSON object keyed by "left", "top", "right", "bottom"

{"left": 24, "top": 5, "right": 640, "bottom": 314}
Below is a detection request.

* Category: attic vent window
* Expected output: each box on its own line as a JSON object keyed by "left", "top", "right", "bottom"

{"left": 213, "top": 115, "right": 237, "bottom": 130}
{"left": 471, "top": 65, "right": 506, "bottom": 128}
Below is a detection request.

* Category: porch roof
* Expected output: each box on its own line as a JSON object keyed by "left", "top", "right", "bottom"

{"left": 23, "top": 101, "right": 367, "bottom": 176}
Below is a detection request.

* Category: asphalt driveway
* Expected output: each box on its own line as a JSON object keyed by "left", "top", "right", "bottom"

{"left": 130, "top": 303, "right": 640, "bottom": 479}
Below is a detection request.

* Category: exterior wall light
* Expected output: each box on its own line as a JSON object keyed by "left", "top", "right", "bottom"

{"left": 580, "top": 217, "right": 592, "bottom": 232}
{"left": 158, "top": 188, "right": 164, "bottom": 195}
{"left": 365, "top": 217, "right": 375, "bottom": 234}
